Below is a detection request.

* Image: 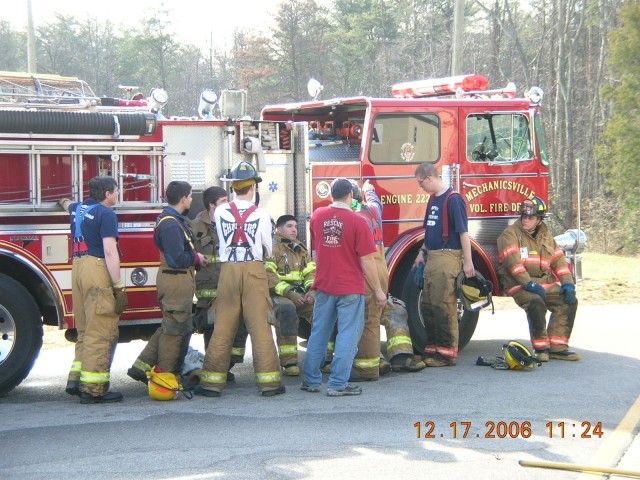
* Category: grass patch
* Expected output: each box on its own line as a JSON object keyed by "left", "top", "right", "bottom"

{"left": 578, "top": 252, "right": 640, "bottom": 305}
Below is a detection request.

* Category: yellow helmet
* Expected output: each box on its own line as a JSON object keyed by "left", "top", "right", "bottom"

{"left": 147, "top": 368, "right": 180, "bottom": 401}
{"left": 456, "top": 271, "right": 493, "bottom": 311}
{"left": 502, "top": 341, "right": 539, "bottom": 370}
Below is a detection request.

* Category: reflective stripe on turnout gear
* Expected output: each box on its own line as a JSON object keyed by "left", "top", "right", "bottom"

{"left": 278, "top": 345, "right": 298, "bottom": 356}
{"left": 274, "top": 281, "right": 292, "bottom": 296}
{"left": 506, "top": 281, "right": 557, "bottom": 296}
{"left": 195, "top": 289, "right": 217, "bottom": 299}
{"left": 435, "top": 346, "right": 458, "bottom": 358}
{"left": 231, "top": 347, "right": 245, "bottom": 357}
{"left": 532, "top": 338, "right": 550, "bottom": 350}
{"left": 69, "top": 361, "right": 81, "bottom": 373}
{"left": 387, "top": 335, "right": 412, "bottom": 349}
{"left": 353, "top": 357, "right": 380, "bottom": 369}
{"left": 132, "top": 358, "right": 152, "bottom": 373}
{"left": 80, "top": 370, "right": 110, "bottom": 384}
{"left": 255, "top": 371, "right": 282, "bottom": 384}
{"left": 200, "top": 371, "right": 227, "bottom": 385}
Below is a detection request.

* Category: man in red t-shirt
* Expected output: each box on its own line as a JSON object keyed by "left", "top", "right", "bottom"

{"left": 301, "top": 178, "right": 386, "bottom": 397}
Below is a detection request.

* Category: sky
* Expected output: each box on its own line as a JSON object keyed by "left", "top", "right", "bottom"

{"left": 5, "top": 0, "right": 282, "bottom": 49}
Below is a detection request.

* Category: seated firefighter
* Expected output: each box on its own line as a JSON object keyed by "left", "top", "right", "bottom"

{"left": 265, "top": 215, "right": 317, "bottom": 376}
{"left": 497, "top": 196, "right": 580, "bottom": 361}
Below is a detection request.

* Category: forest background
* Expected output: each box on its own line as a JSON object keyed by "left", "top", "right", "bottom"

{"left": 1, "top": 0, "right": 639, "bottom": 255}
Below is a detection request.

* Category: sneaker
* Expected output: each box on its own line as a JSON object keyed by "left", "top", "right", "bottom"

{"left": 282, "top": 364, "right": 301, "bottom": 376}
{"left": 327, "top": 384, "right": 362, "bottom": 397}
{"left": 349, "top": 372, "right": 379, "bottom": 382}
{"left": 65, "top": 380, "right": 80, "bottom": 397}
{"left": 391, "top": 356, "right": 427, "bottom": 372}
{"left": 550, "top": 350, "right": 581, "bottom": 361}
{"left": 193, "top": 385, "right": 221, "bottom": 397}
{"left": 300, "top": 382, "right": 321, "bottom": 393}
{"left": 80, "top": 391, "right": 123, "bottom": 404}
{"left": 261, "top": 385, "right": 286, "bottom": 397}
{"left": 320, "top": 361, "right": 332, "bottom": 373}
{"left": 425, "top": 356, "right": 457, "bottom": 367}
{"left": 127, "top": 367, "right": 149, "bottom": 385}
{"left": 535, "top": 349, "right": 550, "bottom": 362}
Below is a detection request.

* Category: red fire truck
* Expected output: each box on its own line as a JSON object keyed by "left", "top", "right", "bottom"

{"left": 260, "top": 74, "right": 576, "bottom": 352}
{"left": 0, "top": 72, "right": 582, "bottom": 395}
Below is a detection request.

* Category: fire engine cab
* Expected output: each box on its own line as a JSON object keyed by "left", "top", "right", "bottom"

{"left": 0, "top": 72, "right": 583, "bottom": 396}
{"left": 261, "top": 73, "right": 583, "bottom": 357}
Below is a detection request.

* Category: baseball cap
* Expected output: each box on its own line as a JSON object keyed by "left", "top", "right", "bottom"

{"left": 331, "top": 178, "right": 353, "bottom": 199}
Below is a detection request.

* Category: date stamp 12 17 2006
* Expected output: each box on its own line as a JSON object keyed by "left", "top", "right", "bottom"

{"left": 413, "top": 421, "right": 604, "bottom": 439}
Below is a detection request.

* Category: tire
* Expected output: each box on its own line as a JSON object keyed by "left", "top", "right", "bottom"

{"left": 0, "top": 274, "right": 43, "bottom": 396}
{"left": 402, "top": 267, "right": 479, "bottom": 354}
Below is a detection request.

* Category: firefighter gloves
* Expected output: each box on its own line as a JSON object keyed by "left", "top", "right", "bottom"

{"left": 112, "top": 285, "right": 128, "bottom": 315}
{"left": 560, "top": 283, "right": 577, "bottom": 304}
{"left": 414, "top": 264, "right": 425, "bottom": 289}
{"left": 524, "top": 281, "right": 546, "bottom": 301}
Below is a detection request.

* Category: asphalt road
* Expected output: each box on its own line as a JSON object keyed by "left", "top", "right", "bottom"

{"left": 2, "top": 303, "right": 640, "bottom": 480}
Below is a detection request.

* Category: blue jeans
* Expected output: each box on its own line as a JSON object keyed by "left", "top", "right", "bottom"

{"left": 302, "top": 291, "right": 365, "bottom": 390}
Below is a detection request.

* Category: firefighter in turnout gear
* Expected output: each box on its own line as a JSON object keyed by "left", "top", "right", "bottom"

{"left": 128, "top": 181, "right": 208, "bottom": 384}
{"left": 413, "top": 163, "right": 475, "bottom": 367}
{"left": 349, "top": 181, "right": 425, "bottom": 381}
{"left": 195, "top": 161, "right": 284, "bottom": 397}
{"left": 190, "top": 187, "right": 248, "bottom": 380}
{"left": 265, "top": 215, "right": 317, "bottom": 376}
{"left": 61, "top": 176, "right": 126, "bottom": 404}
{"left": 497, "top": 196, "right": 580, "bottom": 361}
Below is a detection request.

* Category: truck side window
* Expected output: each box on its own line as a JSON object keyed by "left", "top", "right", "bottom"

{"left": 369, "top": 113, "right": 440, "bottom": 164}
{"left": 467, "top": 113, "right": 532, "bottom": 163}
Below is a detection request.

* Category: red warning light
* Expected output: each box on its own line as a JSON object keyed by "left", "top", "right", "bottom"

{"left": 391, "top": 74, "right": 489, "bottom": 98}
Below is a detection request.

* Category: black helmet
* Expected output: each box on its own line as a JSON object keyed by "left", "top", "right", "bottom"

{"left": 521, "top": 196, "right": 546, "bottom": 218}
{"left": 456, "top": 271, "right": 493, "bottom": 311}
{"left": 229, "top": 161, "right": 262, "bottom": 184}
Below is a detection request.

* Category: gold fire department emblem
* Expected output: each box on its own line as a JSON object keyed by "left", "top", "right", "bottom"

{"left": 400, "top": 143, "right": 415, "bottom": 162}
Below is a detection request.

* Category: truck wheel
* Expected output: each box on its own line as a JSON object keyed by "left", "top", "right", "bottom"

{"left": 402, "top": 269, "right": 479, "bottom": 354}
{"left": 0, "top": 274, "right": 43, "bottom": 396}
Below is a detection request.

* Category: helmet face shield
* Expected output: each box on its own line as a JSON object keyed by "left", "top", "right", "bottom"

{"left": 521, "top": 200, "right": 536, "bottom": 216}
{"left": 502, "top": 341, "right": 539, "bottom": 370}
{"left": 456, "top": 271, "right": 493, "bottom": 311}
{"left": 520, "top": 197, "right": 546, "bottom": 218}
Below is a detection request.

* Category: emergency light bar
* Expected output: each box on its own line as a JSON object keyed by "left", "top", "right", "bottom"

{"left": 391, "top": 74, "right": 489, "bottom": 98}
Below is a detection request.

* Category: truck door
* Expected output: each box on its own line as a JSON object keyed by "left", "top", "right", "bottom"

{"left": 458, "top": 108, "right": 549, "bottom": 264}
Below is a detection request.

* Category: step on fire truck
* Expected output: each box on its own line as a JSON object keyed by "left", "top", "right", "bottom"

{"left": 0, "top": 72, "right": 584, "bottom": 395}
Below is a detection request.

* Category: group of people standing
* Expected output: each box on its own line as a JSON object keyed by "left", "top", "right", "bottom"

{"left": 60, "top": 160, "right": 579, "bottom": 403}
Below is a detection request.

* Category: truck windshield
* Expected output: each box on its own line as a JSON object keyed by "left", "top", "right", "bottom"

{"left": 534, "top": 114, "right": 549, "bottom": 166}
{"left": 369, "top": 113, "right": 440, "bottom": 164}
{"left": 467, "top": 113, "right": 532, "bottom": 163}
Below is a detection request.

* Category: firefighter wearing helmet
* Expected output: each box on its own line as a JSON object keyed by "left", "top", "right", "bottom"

{"left": 189, "top": 186, "right": 248, "bottom": 381}
{"left": 497, "top": 196, "right": 580, "bottom": 361}
{"left": 195, "top": 161, "right": 285, "bottom": 397}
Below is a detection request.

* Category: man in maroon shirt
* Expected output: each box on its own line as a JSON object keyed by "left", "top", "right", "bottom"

{"left": 301, "top": 178, "right": 386, "bottom": 396}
